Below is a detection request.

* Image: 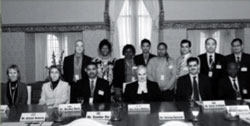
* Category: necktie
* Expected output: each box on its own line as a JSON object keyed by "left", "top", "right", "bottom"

{"left": 76, "top": 56, "right": 80, "bottom": 65}
{"left": 193, "top": 76, "right": 199, "bottom": 101}
{"left": 209, "top": 55, "right": 213, "bottom": 66}
{"left": 236, "top": 56, "right": 240, "bottom": 64}
{"left": 90, "top": 80, "right": 94, "bottom": 97}
{"left": 232, "top": 79, "right": 238, "bottom": 91}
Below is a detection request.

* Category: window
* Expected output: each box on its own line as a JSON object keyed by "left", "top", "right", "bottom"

{"left": 117, "top": 0, "right": 152, "bottom": 55}
{"left": 47, "top": 34, "right": 68, "bottom": 67}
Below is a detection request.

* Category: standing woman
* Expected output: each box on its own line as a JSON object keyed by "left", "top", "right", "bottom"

{"left": 93, "top": 39, "right": 116, "bottom": 84}
{"left": 147, "top": 42, "right": 177, "bottom": 101}
{"left": 39, "top": 65, "right": 70, "bottom": 107}
{"left": 1, "top": 64, "right": 28, "bottom": 105}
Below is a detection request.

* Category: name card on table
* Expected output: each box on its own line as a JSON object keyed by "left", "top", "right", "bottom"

{"left": 86, "top": 111, "right": 111, "bottom": 120}
{"left": 239, "top": 113, "right": 250, "bottom": 124}
{"left": 20, "top": 113, "right": 46, "bottom": 122}
{"left": 226, "top": 105, "right": 250, "bottom": 115}
{"left": 159, "top": 112, "right": 185, "bottom": 120}
{"left": 128, "top": 104, "right": 150, "bottom": 112}
{"left": 0, "top": 105, "right": 9, "bottom": 114}
{"left": 203, "top": 100, "right": 225, "bottom": 109}
{"left": 58, "top": 104, "right": 81, "bottom": 112}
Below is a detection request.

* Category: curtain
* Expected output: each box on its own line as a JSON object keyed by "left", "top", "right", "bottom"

{"left": 143, "top": 0, "right": 160, "bottom": 54}
{"left": 109, "top": 0, "right": 125, "bottom": 58}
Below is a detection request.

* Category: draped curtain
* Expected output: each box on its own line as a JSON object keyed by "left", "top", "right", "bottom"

{"left": 109, "top": 0, "right": 125, "bottom": 58}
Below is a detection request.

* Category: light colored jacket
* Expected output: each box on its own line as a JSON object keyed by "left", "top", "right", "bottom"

{"left": 39, "top": 80, "right": 70, "bottom": 107}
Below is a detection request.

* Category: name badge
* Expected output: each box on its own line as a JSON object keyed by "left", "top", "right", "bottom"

{"left": 98, "top": 90, "right": 104, "bottom": 96}
{"left": 169, "top": 65, "right": 173, "bottom": 69}
{"left": 159, "top": 112, "right": 185, "bottom": 120}
{"left": 89, "top": 97, "right": 94, "bottom": 104}
{"left": 128, "top": 104, "right": 150, "bottom": 112}
{"left": 160, "top": 75, "right": 165, "bottom": 80}
{"left": 241, "top": 67, "right": 248, "bottom": 72}
{"left": 243, "top": 89, "right": 248, "bottom": 94}
{"left": 208, "top": 71, "right": 213, "bottom": 78}
{"left": 203, "top": 100, "right": 225, "bottom": 109}
{"left": 226, "top": 105, "right": 250, "bottom": 115}
{"left": 0, "top": 105, "right": 9, "bottom": 114}
{"left": 58, "top": 104, "right": 81, "bottom": 112}
{"left": 75, "top": 75, "right": 80, "bottom": 81}
{"left": 20, "top": 113, "right": 46, "bottom": 122}
{"left": 216, "top": 65, "right": 222, "bottom": 69}
{"left": 86, "top": 111, "right": 111, "bottom": 120}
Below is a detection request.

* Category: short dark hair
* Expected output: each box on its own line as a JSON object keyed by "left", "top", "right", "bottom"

{"left": 141, "top": 39, "right": 151, "bottom": 46}
{"left": 187, "top": 57, "right": 199, "bottom": 65}
{"left": 85, "top": 62, "right": 98, "bottom": 69}
{"left": 231, "top": 38, "right": 243, "bottom": 46}
{"left": 205, "top": 38, "right": 217, "bottom": 45}
{"left": 158, "top": 42, "right": 168, "bottom": 49}
{"left": 180, "top": 39, "right": 191, "bottom": 47}
{"left": 7, "top": 64, "right": 21, "bottom": 81}
{"left": 98, "top": 39, "right": 112, "bottom": 53}
{"left": 122, "top": 44, "right": 136, "bottom": 55}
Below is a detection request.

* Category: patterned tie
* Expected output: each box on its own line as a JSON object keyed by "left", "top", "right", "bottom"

{"left": 193, "top": 76, "right": 199, "bottom": 101}
{"left": 209, "top": 55, "right": 213, "bottom": 65}
{"left": 76, "top": 56, "right": 80, "bottom": 65}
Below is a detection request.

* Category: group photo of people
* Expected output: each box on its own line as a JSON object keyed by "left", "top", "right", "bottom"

{"left": 2, "top": 37, "right": 250, "bottom": 107}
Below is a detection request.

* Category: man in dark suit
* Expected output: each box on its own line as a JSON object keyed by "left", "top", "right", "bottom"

{"left": 134, "top": 39, "right": 156, "bottom": 66}
{"left": 124, "top": 65, "right": 161, "bottom": 103}
{"left": 226, "top": 38, "right": 250, "bottom": 84}
{"left": 175, "top": 57, "right": 212, "bottom": 101}
{"left": 218, "top": 62, "right": 250, "bottom": 100}
{"left": 73, "top": 62, "right": 110, "bottom": 103}
{"left": 198, "top": 38, "right": 226, "bottom": 99}
{"left": 63, "top": 40, "right": 92, "bottom": 102}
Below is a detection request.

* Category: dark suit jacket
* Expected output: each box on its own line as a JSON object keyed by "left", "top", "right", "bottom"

{"left": 134, "top": 53, "right": 156, "bottom": 66}
{"left": 124, "top": 80, "right": 161, "bottom": 103}
{"left": 63, "top": 54, "right": 92, "bottom": 84}
{"left": 74, "top": 77, "right": 111, "bottom": 103}
{"left": 175, "top": 74, "right": 212, "bottom": 101}
{"left": 1, "top": 82, "right": 28, "bottom": 105}
{"left": 218, "top": 76, "right": 250, "bottom": 100}
{"left": 226, "top": 53, "right": 250, "bottom": 82}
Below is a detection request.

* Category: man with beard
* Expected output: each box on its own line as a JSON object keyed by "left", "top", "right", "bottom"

{"left": 73, "top": 62, "right": 110, "bottom": 103}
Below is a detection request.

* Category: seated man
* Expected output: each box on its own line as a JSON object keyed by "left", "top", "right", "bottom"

{"left": 74, "top": 62, "right": 110, "bottom": 103}
{"left": 124, "top": 65, "right": 161, "bottom": 103}
{"left": 218, "top": 62, "right": 250, "bottom": 100}
{"left": 175, "top": 57, "right": 212, "bottom": 101}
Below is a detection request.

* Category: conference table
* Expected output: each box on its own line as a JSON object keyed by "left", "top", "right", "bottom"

{"left": 1, "top": 101, "right": 250, "bottom": 126}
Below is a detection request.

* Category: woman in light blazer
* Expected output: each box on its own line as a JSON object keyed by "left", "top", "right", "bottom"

{"left": 39, "top": 65, "right": 70, "bottom": 107}
{"left": 1, "top": 64, "right": 28, "bottom": 105}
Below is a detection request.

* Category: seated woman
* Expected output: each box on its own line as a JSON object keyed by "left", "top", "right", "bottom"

{"left": 1, "top": 64, "right": 28, "bottom": 105}
{"left": 39, "top": 65, "right": 70, "bottom": 107}
{"left": 124, "top": 65, "right": 161, "bottom": 103}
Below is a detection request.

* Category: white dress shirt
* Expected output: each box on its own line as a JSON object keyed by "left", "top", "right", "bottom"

{"left": 207, "top": 53, "right": 215, "bottom": 67}
{"left": 189, "top": 74, "right": 202, "bottom": 101}
{"left": 229, "top": 76, "right": 240, "bottom": 92}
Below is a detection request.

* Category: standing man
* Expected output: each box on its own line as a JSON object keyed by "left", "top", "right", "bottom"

{"left": 226, "top": 38, "right": 250, "bottom": 84}
{"left": 147, "top": 42, "right": 176, "bottom": 101}
{"left": 175, "top": 57, "right": 212, "bottom": 101}
{"left": 176, "top": 39, "right": 192, "bottom": 78}
{"left": 74, "top": 62, "right": 110, "bottom": 103}
{"left": 63, "top": 40, "right": 92, "bottom": 102}
{"left": 134, "top": 39, "right": 156, "bottom": 66}
{"left": 198, "top": 38, "right": 226, "bottom": 99}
